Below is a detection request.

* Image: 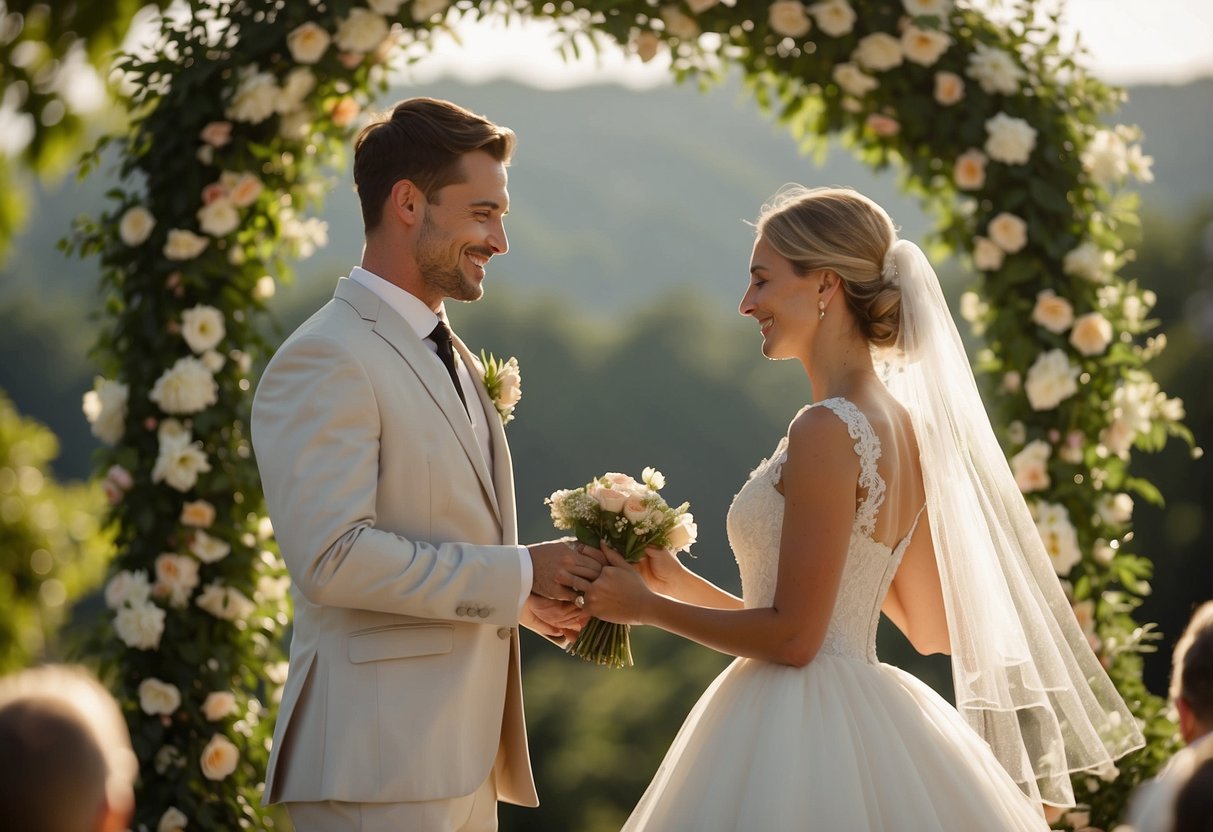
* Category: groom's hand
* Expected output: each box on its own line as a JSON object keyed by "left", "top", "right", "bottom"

{"left": 521, "top": 594, "right": 589, "bottom": 646}
{"left": 526, "top": 539, "right": 603, "bottom": 601}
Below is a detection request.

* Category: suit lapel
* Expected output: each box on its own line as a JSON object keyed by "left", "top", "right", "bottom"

{"left": 333, "top": 279, "right": 500, "bottom": 523}
{"left": 453, "top": 336, "right": 516, "bottom": 543}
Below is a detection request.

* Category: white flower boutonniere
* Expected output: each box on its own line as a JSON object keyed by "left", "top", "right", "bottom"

{"left": 480, "top": 350, "right": 521, "bottom": 425}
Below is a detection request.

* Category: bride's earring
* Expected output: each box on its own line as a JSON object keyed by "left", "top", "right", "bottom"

{"left": 817, "top": 300, "right": 826, "bottom": 321}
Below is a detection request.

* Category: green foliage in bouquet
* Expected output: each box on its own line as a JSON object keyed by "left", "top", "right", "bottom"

{"left": 548, "top": 468, "right": 696, "bottom": 667}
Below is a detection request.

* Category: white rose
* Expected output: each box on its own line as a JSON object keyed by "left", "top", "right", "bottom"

{"left": 1031, "top": 290, "right": 1074, "bottom": 334}
{"left": 1127, "top": 143, "right": 1154, "bottom": 183}
{"left": 934, "top": 71, "right": 964, "bottom": 106}
{"left": 953, "top": 148, "right": 987, "bottom": 190}
{"left": 335, "top": 8, "right": 390, "bottom": 53}
{"left": 1002, "top": 371, "right": 1022, "bottom": 394}
{"left": 767, "top": 0, "right": 810, "bottom": 38}
{"left": 114, "top": 600, "right": 167, "bottom": 650}
{"left": 155, "top": 553, "right": 200, "bottom": 607}
{"left": 901, "top": 25, "right": 950, "bottom": 67}
{"left": 966, "top": 42, "right": 1025, "bottom": 95}
{"left": 158, "top": 807, "right": 188, "bottom": 832}
{"left": 984, "top": 112, "right": 1037, "bottom": 165}
{"left": 853, "top": 32, "right": 902, "bottom": 72}
{"left": 191, "top": 530, "right": 232, "bottom": 564}
{"left": 1010, "top": 439, "right": 1051, "bottom": 493}
{"left": 279, "top": 109, "right": 312, "bottom": 141}
{"left": 630, "top": 29, "right": 661, "bottom": 62}
{"left": 1034, "top": 501, "right": 1081, "bottom": 576}
{"left": 686, "top": 0, "right": 719, "bottom": 12}
{"left": 1025, "top": 349, "right": 1079, "bottom": 411}
{"left": 138, "top": 677, "right": 182, "bottom": 715}
{"left": 163, "top": 229, "right": 209, "bottom": 261}
{"left": 1063, "top": 242, "right": 1113, "bottom": 283}
{"left": 82, "top": 376, "right": 129, "bottom": 445}
{"left": 1069, "top": 312, "right": 1113, "bottom": 357}
{"left": 369, "top": 0, "right": 405, "bottom": 11}
{"left": 180, "top": 304, "right": 226, "bottom": 355}
{"left": 1101, "top": 417, "right": 1134, "bottom": 457}
{"left": 987, "top": 212, "right": 1027, "bottom": 254}
{"left": 286, "top": 21, "right": 330, "bottom": 65}
{"left": 662, "top": 5, "right": 701, "bottom": 40}
{"left": 200, "top": 735, "right": 240, "bottom": 781}
{"left": 589, "top": 483, "right": 629, "bottom": 513}
{"left": 412, "top": 0, "right": 451, "bottom": 21}
{"left": 1092, "top": 539, "right": 1115, "bottom": 566}
{"left": 150, "top": 357, "right": 218, "bottom": 415}
{"left": 496, "top": 365, "right": 522, "bottom": 408}
{"left": 902, "top": 0, "right": 951, "bottom": 15}
{"left": 973, "top": 236, "right": 1004, "bottom": 271}
{"left": 201, "top": 350, "right": 226, "bottom": 373}
{"left": 226, "top": 70, "right": 278, "bottom": 124}
{"left": 197, "top": 197, "right": 239, "bottom": 238}
{"left": 152, "top": 433, "right": 212, "bottom": 493}
{"left": 252, "top": 275, "right": 276, "bottom": 301}
{"left": 623, "top": 496, "right": 650, "bottom": 524}
{"left": 1081, "top": 129, "right": 1128, "bottom": 188}
{"left": 832, "top": 63, "right": 877, "bottom": 98}
{"left": 196, "top": 583, "right": 256, "bottom": 621}
{"left": 266, "top": 661, "right": 290, "bottom": 685}
{"left": 105, "top": 569, "right": 151, "bottom": 610}
{"left": 202, "top": 691, "right": 238, "bottom": 721}
{"left": 807, "top": 0, "right": 855, "bottom": 37}
{"left": 255, "top": 574, "right": 291, "bottom": 603}
{"left": 277, "top": 68, "right": 317, "bottom": 115}
{"left": 642, "top": 466, "right": 666, "bottom": 490}
{"left": 666, "top": 514, "right": 698, "bottom": 552}
{"left": 119, "top": 206, "right": 156, "bottom": 246}
{"left": 1098, "top": 493, "right": 1134, "bottom": 526}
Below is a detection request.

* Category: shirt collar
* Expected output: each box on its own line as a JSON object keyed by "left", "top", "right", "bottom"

{"left": 349, "top": 266, "right": 445, "bottom": 340}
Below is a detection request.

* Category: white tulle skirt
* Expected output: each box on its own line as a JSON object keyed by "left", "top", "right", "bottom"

{"left": 622, "top": 653, "right": 1050, "bottom": 831}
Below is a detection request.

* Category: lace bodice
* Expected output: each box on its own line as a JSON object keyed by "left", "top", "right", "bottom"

{"left": 725, "top": 398, "right": 923, "bottom": 663}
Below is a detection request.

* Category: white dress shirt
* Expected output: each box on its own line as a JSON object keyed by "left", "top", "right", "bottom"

{"left": 349, "top": 267, "right": 533, "bottom": 613}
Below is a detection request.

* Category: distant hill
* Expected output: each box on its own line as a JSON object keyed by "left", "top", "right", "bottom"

{"left": 6, "top": 74, "right": 1210, "bottom": 316}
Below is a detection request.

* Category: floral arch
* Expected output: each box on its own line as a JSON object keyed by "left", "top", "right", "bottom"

{"left": 72, "top": 0, "right": 1188, "bottom": 828}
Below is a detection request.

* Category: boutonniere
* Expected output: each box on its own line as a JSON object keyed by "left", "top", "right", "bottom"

{"left": 480, "top": 350, "right": 521, "bottom": 425}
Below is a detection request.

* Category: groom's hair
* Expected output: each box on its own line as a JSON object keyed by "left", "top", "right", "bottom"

{"left": 353, "top": 97, "right": 516, "bottom": 232}
{"left": 1172, "top": 600, "right": 1213, "bottom": 725}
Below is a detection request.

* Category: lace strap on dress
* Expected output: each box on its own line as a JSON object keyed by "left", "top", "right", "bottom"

{"left": 818, "top": 398, "right": 885, "bottom": 538}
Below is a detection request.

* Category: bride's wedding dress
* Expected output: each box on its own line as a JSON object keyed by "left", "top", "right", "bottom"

{"left": 622, "top": 398, "right": 1049, "bottom": 831}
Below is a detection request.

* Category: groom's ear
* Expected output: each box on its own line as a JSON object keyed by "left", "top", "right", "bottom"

{"left": 387, "top": 179, "right": 424, "bottom": 229}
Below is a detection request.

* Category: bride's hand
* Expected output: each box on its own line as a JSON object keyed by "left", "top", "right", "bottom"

{"left": 635, "top": 546, "right": 688, "bottom": 597}
{"left": 583, "top": 543, "right": 654, "bottom": 626}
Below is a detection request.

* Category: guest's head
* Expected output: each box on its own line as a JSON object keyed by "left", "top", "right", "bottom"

{"left": 1170, "top": 600, "right": 1213, "bottom": 744}
{"left": 1172, "top": 741, "right": 1213, "bottom": 832}
{"left": 740, "top": 186, "right": 901, "bottom": 363}
{"left": 353, "top": 97, "right": 515, "bottom": 309}
{"left": 0, "top": 665, "right": 136, "bottom": 832}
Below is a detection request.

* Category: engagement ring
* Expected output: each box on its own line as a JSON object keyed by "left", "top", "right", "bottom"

{"left": 574, "top": 594, "right": 585, "bottom": 608}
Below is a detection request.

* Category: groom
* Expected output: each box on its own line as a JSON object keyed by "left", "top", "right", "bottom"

{"left": 251, "top": 97, "right": 602, "bottom": 831}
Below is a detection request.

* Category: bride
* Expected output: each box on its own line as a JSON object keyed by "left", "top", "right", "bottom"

{"left": 579, "top": 187, "right": 1144, "bottom": 830}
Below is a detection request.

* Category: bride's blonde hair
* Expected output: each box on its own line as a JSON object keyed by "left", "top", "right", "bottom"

{"left": 756, "top": 186, "right": 901, "bottom": 349}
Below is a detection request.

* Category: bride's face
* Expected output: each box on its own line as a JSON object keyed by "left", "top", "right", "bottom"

{"left": 740, "top": 235, "right": 817, "bottom": 360}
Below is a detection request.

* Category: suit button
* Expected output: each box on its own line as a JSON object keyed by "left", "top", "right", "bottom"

{"left": 497, "top": 627, "right": 511, "bottom": 640}
{"left": 478, "top": 608, "right": 491, "bottom": 619}
{"left": 456, "top": 606, "right": 467, "bottom": 616}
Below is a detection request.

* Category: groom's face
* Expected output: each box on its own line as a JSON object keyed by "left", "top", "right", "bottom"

{"left": 415, "top": 150, "right": 510, "bottom": 303}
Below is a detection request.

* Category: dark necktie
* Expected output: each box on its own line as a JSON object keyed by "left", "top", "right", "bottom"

{"left": 427, "top": 320, "right": 469, "bottom": 416}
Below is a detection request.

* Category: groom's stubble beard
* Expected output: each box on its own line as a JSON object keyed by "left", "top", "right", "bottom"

{"left": 416, "top": 208, "right": 485, "bottom": 304}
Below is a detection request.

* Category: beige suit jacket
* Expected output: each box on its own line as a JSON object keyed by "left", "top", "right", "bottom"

{"left": 252, "top": 277, "right": 538, "bottom": 807}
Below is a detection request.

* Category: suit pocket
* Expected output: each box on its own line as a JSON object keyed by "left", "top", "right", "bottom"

{"left": 346, "top": 623, "right": 454, "bottom": 664}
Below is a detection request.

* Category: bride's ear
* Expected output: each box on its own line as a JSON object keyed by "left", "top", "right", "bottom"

{"left": 815, "top": 269, "right": 843, "bottom": 306}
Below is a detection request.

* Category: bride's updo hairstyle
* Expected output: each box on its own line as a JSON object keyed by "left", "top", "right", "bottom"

{"left": 756, "top": 186, "right": 901, "bottom": 349}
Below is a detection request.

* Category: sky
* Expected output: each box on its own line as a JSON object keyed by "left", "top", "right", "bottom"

{"left": 397, "top": 0, "right": 1213, "bottom": 89}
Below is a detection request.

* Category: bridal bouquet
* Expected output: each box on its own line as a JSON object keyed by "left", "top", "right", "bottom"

{"left": 546, "top": 468, "right": 696, "bottom": 668}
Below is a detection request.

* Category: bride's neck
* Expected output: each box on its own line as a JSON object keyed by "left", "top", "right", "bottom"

{"left": 805, "top": 329, "right": 877, "bottom": 402}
